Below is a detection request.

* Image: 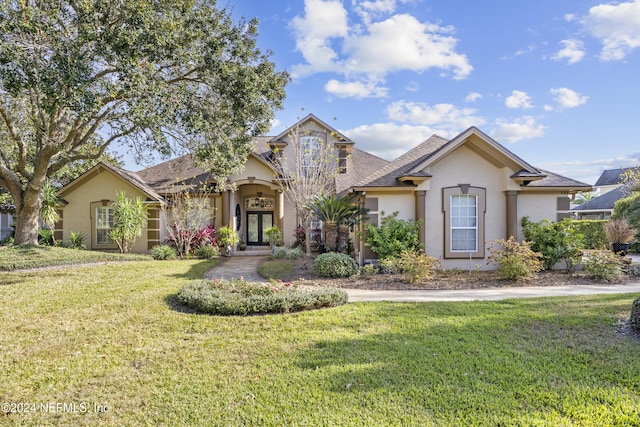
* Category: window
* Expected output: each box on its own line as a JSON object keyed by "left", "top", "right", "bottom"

{"left": 338, "top": 147, "right": 347, "bottom": 173}
{"left": 451, "top": 195, "right": 477, "bottom": 252}
{"left": 443, "top": 186, "right": 486, "bottom": 259}
{"left": 299, "top": 132, "right": 325, "bottom": 175}
{"left": 96, "top": 206, "right": 114, "bottom": 245}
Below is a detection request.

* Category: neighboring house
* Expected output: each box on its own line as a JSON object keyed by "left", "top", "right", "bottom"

{"left": 0, "top": 207, "right": 13, "bottom": 240}
{"left": 57, "top": 114, "right": 591, "bottom": 269}
{"left": 571, "top": 168, "right": 636, "bottom": 220}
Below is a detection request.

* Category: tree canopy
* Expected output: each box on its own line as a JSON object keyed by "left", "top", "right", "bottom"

{"left": 0, "top": 0, "right": 288, "bottom": 245}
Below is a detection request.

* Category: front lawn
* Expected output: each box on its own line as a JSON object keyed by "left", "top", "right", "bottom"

{"left": 1, "top": 260, "right": 639, "bottom": 426}
{"left": 0, "top": 245, "right": 150, "bottom": 271}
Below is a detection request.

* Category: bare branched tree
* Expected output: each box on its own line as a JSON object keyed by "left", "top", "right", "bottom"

{"left": 271, "top": 123, "right": 341, "bottom": 255}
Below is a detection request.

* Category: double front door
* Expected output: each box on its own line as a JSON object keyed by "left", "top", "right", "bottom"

{"left": 247, "top": 212, "right": 273, "bottom": 245}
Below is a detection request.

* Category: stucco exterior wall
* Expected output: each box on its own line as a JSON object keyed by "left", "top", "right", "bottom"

{"left": 60, "top": 168, "right": 152, "bottom": 252}
{"left": 516, "top": 192, "right": 567, "bottom": 240}
{"left": 422, "top": 145, "right": 511, "bottom": 270}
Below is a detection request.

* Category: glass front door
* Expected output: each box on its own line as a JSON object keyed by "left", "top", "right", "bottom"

{"left": 247, "top": 212, "right": 273, "bottom": 245}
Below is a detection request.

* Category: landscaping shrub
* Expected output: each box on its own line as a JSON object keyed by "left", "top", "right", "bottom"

{"left": 151, "top": 244, "right": 178, "bottom": 260}
{"left": 68, "top": 231, "right": 86, "bottom": 250}
{"left": 363, "top": 211, "right": 423, "bottom": 260}
{"left": 38, "top": 229, "right": 55, "bottom": 246}
{"left": 487, "top": 237, "right": 544, "bottom": 280}
{"left": 359, "top": 263, "right": 377, "bottom": 277}
{"left": 393, "top": 250, "right": 441, "bottom": 284}
{"left": 571, "top": 220, "right": 608, "bottom": 249}
{"left": 582, "top": 250, "right": 622, "bottom": 282}
{"left": 313, "top": 252, "right": 358, "bottom": 278}
{"left": 522, "top": 217, "right": 583, "bottom": 272}
{"left": 177, "top": 278, "right": 348, "bottom": 315}
{"left": 195, "top": 244, "right": 219, "bottom": 260}
{"left": 273, "top": 247, "right": 304, "bottom": 259}
{"left": 167, "top": 224, "right": 217, "bottom": 258}
{"left": 631, "top": 297, "right": 640, "bottom": 332}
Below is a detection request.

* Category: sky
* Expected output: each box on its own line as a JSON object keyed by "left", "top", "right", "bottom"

{"left": 128, "top": 0, "right": 640, "bottom": 186}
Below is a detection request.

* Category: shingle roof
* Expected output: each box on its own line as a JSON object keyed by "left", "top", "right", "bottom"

{"left": 355, "top": 135, "right": 449, "bottom": 188}
{"left": 523, "top": 169, "right": 592, "bottom": 189}
{"left": 572, "top": 187, "right": 626, "bottom": 211}
{"left": 336, "top": 148, "right": 389, "bottom": 195}
{"left": 595, "top": 168, "right": 626, "bottom": 186}
{"left": 94, "top": 162, "right": 164, "bottom": 202}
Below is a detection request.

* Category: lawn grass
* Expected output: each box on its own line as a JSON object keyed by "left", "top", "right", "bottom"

{"left": 257, "top": 259, "right": 293, "bottom": 280}
{"left": 0, "top": 245, "right": 151, "bottom": 271}
{"left": 1, "top": 260, "right": 639, "bottom": 426}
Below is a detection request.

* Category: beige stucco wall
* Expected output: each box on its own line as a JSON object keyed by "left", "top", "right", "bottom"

{"left": 60, "top": 168, "right": 152, "bottom": 252}
{"left": 516, "top": 192, "right": 568, "bottom": 240}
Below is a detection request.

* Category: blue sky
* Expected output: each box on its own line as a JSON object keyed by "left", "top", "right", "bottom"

{"left": 127, "top": 0, "right": 640, "bottom": 185}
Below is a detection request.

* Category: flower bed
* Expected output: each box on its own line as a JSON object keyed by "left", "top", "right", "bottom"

{"left": 177, "top": 278, "right": 348, "bottom": 315}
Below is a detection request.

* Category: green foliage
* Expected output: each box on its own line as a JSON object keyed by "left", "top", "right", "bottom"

{"left": 582, "top": 250, "right": 622, "bottom": 282}
{"left": 363, "top": 211, "right": 423, "bottom": 260}
{"left": 487, "top": 237, "right": 544, "bottom": 280}
{"left": 631, "top": 298, "right": 640, "bottom": 332}
{"left": 612, "top": 193, "right": 640, "bottom": 229}
{"left": 38, "top": 229, "right": 54, "bottom": 246}
{"left": 313, "top": 252, "right": 359, "bottom": 278}
{"left": 391, "top": 250, "right": 441, "bottom": 284}
{"left": 273, "top": 247, "right": 304, "bottom": 260}
{"left": 195, "top": 245, "right": 219, "bottom": 260}
{"left": 309, "top": 194, "right": 368, "bottom": 252}
{"left": 68, "top": 231, "right": 86, "bottom": 250}
{"left": 39, "top": 181, "right": 61, "bottom": 241}
{"left": 0, "top": 0, "right": 288, "bottom": 245}
{"left": 359, "top": 263, "right": 377, "bottom": 277}
{"left": 109, "top": 192, "right": 148, "bottom": 253}
{"left": 570, "top": 220, "right": 609, "bottom": 249}
{"left": 521, "top": 217, "right": 583, "bottom": 272}
{"left": 177, "top": 278, "right": 348, "bottom": 315}
{"left": 151, "top": 244, "right": 178, "bottom": 261}
{"left": 216, "top": 226, "right": 239, "bottom": 247}
{"left": 265, "top": 226, "right": 282, "bottom": 247}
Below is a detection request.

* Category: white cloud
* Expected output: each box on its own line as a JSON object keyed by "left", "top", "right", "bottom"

{"left": 552, "top": 39, "right": 586, "bottom": 64}
{"left": 291, "top": 1, "right": 473, "bottom": 98}
{"left": 343, "top": 122, "right": 440, "bottom": 160}
{"left": 386, "top": 100, "right": 485, "bottom": 132}
{"left": 490, "top": 116, "right": 546, "bottom": 143}
{"left": 505, "top": 90, "right": 533, "bottom": 109}
{"left": 582, "top": 0, "right": 640, "bottom": 61}
{"left": 465, "top": 92, "right": 482, "bottom": 102}
{"left": 324, "top": 79, "right": 389, "bottom": 98}
{"left": 565, "top": 14, "right": 577, "bottom": 22}
{"left": 549, "top": 87, "right": 589, "bottom": 109}
{"left": 540, "top": 156, "right": 640, "bottom": 185}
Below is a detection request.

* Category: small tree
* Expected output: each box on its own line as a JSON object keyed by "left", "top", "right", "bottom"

{"left": 271, "top": 118, "right": 342, "bottom": 255}
{"left": 109, "top": 192, "right": 148, "bottom": 253}
{"left": 309, "top": 194, "right": 368, "bottom": 252}
{"left": 521, "top": 217, "right": 583, "bottom": 272}
{"left": 487, "top": 237, "right": 543, "bottom": 281}
{"left": 363, "top": 211, "right": 423, "bottom": 260}
{"left": 39, "top": 180, "right": 61, "bottom": 245}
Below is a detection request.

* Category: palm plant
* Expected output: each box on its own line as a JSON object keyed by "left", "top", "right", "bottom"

{"left": 308, "top": 194, "right": 368, "bottom": 252}
{"left": 39, "top": 180, "right": 61, "bottom": 244}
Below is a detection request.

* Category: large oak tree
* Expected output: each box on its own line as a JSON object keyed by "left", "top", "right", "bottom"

{"left": 0, "top": 0, "right": 288, "bottom": 245}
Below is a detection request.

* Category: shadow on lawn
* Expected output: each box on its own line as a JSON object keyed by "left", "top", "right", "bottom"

{"left": 168, "top": 258, "right": 220, "bottom": 280}
{"left": 291, "top": 297, "right": 640, "bottom": 421}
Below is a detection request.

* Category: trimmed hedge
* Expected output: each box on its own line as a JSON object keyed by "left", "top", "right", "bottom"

{"left": 177, "top": 279, "right": 348, "bottom": 315}
{"left": 313, "top": 252, "right": 358, "bottom": 278}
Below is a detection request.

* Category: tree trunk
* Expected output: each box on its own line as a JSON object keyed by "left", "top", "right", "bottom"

{"left": 13, "top": 202, "right": 40, "bottom": 246}
{"left": 325, "top": 221, "right": 338, "bottom": 252}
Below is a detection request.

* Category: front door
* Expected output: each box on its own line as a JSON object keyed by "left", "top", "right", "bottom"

{"left": 247, "top": 212, "right": 273, "bottom": 245}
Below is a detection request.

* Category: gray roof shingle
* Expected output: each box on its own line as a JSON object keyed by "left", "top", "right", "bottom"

{"left": 572, "top": 187, "right": 626, "bottom": 211}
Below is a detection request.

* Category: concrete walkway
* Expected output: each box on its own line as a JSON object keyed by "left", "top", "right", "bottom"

{"left": 203, "top": 256, "right": 267, "bottom": 282}
{"left": 203, "top": 256, "right": 640, "bottom": 302}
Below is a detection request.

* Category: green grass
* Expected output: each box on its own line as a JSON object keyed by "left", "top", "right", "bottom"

{"left": 1, "top": 260, "right": 639, "bottom": 426}
{"left": 258, "top": 259, "right": 293, "bottom": 280}
{"left": 0, "top": 245, "right": 151, "bottom": 271}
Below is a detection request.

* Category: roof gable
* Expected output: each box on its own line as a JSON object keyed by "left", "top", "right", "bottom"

{"left": 268, "top": 113, "right": 353, "bottom": 146}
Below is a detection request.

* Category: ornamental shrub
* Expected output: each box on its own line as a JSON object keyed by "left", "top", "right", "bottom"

{"left": 521, "top": 217, "right": 583, "bottom": 272}
{"left": 69, "top": 231, "right": 86, "bottom": 250}
{"left": 363, "top": 211, "right": 423, "bottom": 260}
{"left": 487, "top": 237, "right": 544, "bottom": 280}
{"left": 177, "top": 278, "right": 348, "bottom": 315}
{"left": 582, "top": 249, "right": 622, "bottom": 282}
{"left": 313, "top": 252, "right": 358, "bottom": 278}
{"left": 151, "top": 244, "right": 177, "bottom": 260}
{"left": 393, "top": 250, "right": 441, "bottom": 284}
{"left": 571, "top": 220, "right": 608, "bottom": 249}
{"left": 195, "top": 244, "right": 219, "bottom": 260}
{"left": 631, "top": 297, "right": 640, "bottom": 332}
{"left": 273, "top": 247, "right": 304, "bottom": 259}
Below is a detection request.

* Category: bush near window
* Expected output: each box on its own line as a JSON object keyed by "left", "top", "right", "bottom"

{"left": 582, "top": 249, "right": 623, "bottom": 282}
{"left": 363, "top": 211, "right": 423, "bottom": 260}
{"left": 68, "top": 231, "right": 86, "bottom": 250}
{"left": 631, "top": 297, "right": 640, "bottom": 332}
{"left": 388, "top": 250, "right": 441, "bottom": 284}
{"left": 177, "top": 279, "right": 348, "bottom": 315}
{"left": 521, "top": 217, "right": 583, "bottom": 272}
{"left": 151, "top": 244, "right": 178, "bottom": 260}
{"left": 487, "top": 237, "right": 544, "bottom": 281}
{"left": 313, "top": 252, "right": 358, "bottom": 278}
{"left": 571, "top": 220, "right": 609, "bottom": 249}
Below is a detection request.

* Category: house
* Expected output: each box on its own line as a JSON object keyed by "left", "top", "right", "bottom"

{"left": 0, "top": 205, "right": 13, "bottom": 241}
{"left": 57, "top": 114, "right": 591, "bottom": 269}
{"left": 571, "top": 168, "right": 637, "bottom": 220}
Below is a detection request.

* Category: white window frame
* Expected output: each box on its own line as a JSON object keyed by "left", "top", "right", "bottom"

{"left": 450, "top": 194, "right": 478, "bottom": 252}
{"left": 96, "top": 206, "right": 114, "bottom": 245}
